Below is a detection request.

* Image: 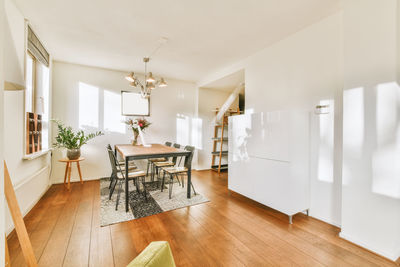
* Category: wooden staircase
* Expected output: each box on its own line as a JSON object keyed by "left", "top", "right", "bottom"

{"left": 211, "top": 108, "right": 241, "bottom": 174}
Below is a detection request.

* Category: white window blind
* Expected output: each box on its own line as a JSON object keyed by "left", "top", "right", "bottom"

{"left": 27, "top": 26, "right": 49, "bottom": 67}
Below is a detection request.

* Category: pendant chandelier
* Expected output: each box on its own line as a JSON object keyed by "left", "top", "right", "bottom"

{"left": 125, "top": 57, "right": 167, "bottom": 99}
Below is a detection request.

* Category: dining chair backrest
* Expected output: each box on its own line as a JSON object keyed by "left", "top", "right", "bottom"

{"left": 107, "top": 147, "right": 124, "bottom": 178}
{"left": 183, "top": 145, "right": 195, "bottom": 169}
{"left": 171, "top": 143, "right": 181, "bottom": 164}
{"left": 165, "top": 142, "right": 172, "bottom": 147}
{"left": 173, "top": 143, "right": 180, "bottom": 149}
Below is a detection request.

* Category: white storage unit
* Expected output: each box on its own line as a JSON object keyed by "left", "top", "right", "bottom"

{"left": 228, "top": 110, "right": 310, "bottom": 223}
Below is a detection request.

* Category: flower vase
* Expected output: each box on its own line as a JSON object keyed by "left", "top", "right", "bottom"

{"left": 132, "top": 131, "right": 139, "bottom": 146}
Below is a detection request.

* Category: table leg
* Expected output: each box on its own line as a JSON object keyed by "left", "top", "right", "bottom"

{"left": 187, "top": 167, "right": 192, "bottom": 198}
{"left": 63, "top": 162, "right": 69, "bottom": 187}
{"left": 77, "top": 162, "right": 83, "bottom": 184}
{"left": 125, "top": 157, "right": 129, "bottom": 212}
{"left": 67, "top": 163, "right": 72, "bottom": 190}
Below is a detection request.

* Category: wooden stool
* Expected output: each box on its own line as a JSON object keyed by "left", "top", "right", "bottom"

{"left": 59, "top": 157, "right": 85, "bottom": 190}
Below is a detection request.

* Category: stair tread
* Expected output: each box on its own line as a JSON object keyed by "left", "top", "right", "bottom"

{"left": 212, "top": 137, "right": 228, "bottom": 141}
{"left": 211, "top": 151, "right": 228, "bottom": 155}
{"left": 211, "top": 164, "right": 228, "bottom": 171}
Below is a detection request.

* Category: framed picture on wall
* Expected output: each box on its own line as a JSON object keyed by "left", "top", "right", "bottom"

{"left": 121, "top": 91, "right": 150, "bottom": 116}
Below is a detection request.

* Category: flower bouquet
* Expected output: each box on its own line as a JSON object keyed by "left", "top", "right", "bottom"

{"left": 124, "top": 118, "right": 151, "bottom": 145}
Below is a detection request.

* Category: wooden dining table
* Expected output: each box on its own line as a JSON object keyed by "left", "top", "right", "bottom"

{"left": 115, "top": 144, "right": 193, "bottom": 212}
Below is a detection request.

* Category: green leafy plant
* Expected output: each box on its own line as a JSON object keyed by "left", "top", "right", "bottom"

{"left": 52, "top": 120, "right": 103, "bottom": 149}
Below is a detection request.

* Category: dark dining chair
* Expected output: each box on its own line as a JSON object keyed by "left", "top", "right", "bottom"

{"left": 152, "top": 143, "right": 181, "bottom": 184}
{"left": 146, "top": 141, "right": 172, "bottom": 178}
{"left": 161, "top": 145, "right": 197, "bottom": 199}
{"left": 107, "top": 144, "right": 136, "bottom": 189}
{"left": 107, "top": 147, "right": 147, "bottom": 210}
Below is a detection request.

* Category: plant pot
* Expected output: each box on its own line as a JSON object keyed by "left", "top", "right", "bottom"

{"left": 67, "top": 148, "right": 81, "bottom": 160}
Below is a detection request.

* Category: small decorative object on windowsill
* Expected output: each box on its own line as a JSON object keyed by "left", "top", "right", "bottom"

{"left": 125, "top": 118, "right": 151, "bottom": 146}
{"left": 52, "top": 119, "right": 103, "bottom": 160}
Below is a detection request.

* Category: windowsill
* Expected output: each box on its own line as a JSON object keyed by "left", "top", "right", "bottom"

{"left": 23, "top": 148, "right": 52, "bottom": 160}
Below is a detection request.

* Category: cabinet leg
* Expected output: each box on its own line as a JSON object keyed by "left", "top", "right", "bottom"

{"left": 289, "top": 215, "right": 293, "bottom": 224}
{"left": 306, "top": 209, "right": 309, "bottom": 216}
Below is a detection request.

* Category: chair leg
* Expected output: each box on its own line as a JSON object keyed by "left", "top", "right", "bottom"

{"left": 169, "top": 174, "right": 173, "bottom": 199}
{"left": 108, "top": 172, "right": 114, "bottom": 189}
{"left": 161, "top": 171, "right": 166, "bottom": 192}
{"left": 135, "top": 178, "right": 140, "bottom": 193}
{"left": 175, "top": 174, "right": 181, "bottom": 186}
{"left": 141, "top": 176, "right": 148, "bottom": 201}
{"left": 156, "top": 166, "right": 159, "bottom": 180}
{"left": 146, "top": 161, "right": 150, "bottom": 177}
{"left": 191, "top": 181, "right": 197, "bottom": 195}
{"left": 115, "top": 179, "right": 123, "bottom": 210}
{"left": 109, "top": 176, "right": 118, "bottom": 200}
{"left": 181, "top": 174, "right": 185, "bottom": 188}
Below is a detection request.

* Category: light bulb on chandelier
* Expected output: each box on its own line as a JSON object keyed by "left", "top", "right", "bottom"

{"left": 125, "top": 57, "right": 167, "bottom": 98}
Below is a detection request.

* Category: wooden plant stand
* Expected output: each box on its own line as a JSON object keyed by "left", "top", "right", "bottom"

{"left": 59, "top": 157, "right": 85, "bottom": 190}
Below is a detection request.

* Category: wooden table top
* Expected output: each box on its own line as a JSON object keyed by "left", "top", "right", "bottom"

{"left": 59, "top": 157, "right": 85, "bottom": 163}
{"left": 115, "top": 144, "right": 186, "bottom": 158}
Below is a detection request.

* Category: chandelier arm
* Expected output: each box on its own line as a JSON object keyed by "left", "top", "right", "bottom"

{"left": 136, "top": 79, "right": 144, "bottom": 88}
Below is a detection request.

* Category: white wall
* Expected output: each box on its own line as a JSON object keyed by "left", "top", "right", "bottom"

{"left": 51, "top": 61, "right": 197, "bottom": 183}
{"left": 199, "top": 13, "right": 344, "bottom": 226}
{"left": 3, "top": 0, "right": 52, "bottom": 234}
{"left": 4, "top": 0, "right": 24, "bottom": 86}
{"left": 0, "top": 0, "right": 6, "bottom": 264}
{"left": 341, "top": 0, "right": 400, "bottom": 260}
{"left": 197, "top": 88, "right": 237, "bottom": 170}
{"left": 398, "top": 0, "right": 400, "bottom": 85}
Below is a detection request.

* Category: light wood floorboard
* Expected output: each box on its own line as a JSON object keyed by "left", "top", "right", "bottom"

{"left": 7, "top": 170, "right": 398, "bottom": 267}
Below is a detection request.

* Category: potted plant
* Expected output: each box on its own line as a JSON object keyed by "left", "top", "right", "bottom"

{"left": 124, "top": 118, "right": 151, "bottom": 145}
{"left": 52, "top": 120, "right": 103, "bottom": 160}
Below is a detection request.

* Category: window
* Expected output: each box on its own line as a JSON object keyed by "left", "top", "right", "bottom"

{"left": 25, "top": 52, "right": 35, "bottom": 113}
{"left": 25, "top": 26, "right": 50, "bottom": 154}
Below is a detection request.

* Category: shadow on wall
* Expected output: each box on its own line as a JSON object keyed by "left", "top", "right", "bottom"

{"left": 79, "top": 82, "right": 126, "bottom": 134}
{"left": 343, "top": 81, "right": 400, "bottom": 200}
{"left": 314, "top": 99, "right": 335, "bottom": 184}
{"left": 78, "top": 81, "right": 203, "bottom": 146}
{"left": 176, "top": 114, "right": 203, "bottom": 149}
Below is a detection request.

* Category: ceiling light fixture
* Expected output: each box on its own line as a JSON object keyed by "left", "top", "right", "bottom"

{"left": 125, "top": 57, "right": 167, "bottom": 98}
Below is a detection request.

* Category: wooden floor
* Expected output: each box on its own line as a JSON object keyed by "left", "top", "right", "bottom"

{"left": 8, "top": 170, "right": 397, "bottom": 267}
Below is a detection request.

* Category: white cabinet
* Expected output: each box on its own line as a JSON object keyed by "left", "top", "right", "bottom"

{"left": 228, "top": 111, "right": 310, "bottom": 222}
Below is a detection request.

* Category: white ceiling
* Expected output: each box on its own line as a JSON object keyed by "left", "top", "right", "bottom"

{"left": 13, "top": 0, "right": 341, "bottom": 82}
{"left": 202, "top": 69, "right": 244, "bottom": 92}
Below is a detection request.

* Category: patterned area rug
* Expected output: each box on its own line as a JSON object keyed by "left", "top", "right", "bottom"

{"left": 100, "top": 177, "right": 209, "bottom": 226}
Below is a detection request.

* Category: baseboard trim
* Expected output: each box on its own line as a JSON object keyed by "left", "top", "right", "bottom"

{"left": 52, "top": 176, "right": 101, "bottom": 185}
{"left": 307, "top": 212, "right": 341, "bottom": 228}
{"left": 13, "top": 166, "right": 49, "bottom": 190}
{"left": 339, "top": 232, "right": 398, "bottom": 262}
{"left": 6, "top": 183, "right": 51, "bottom": 236}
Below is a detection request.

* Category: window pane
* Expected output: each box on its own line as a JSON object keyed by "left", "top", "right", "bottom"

{"left": 25, "top": 55, "right": 34, "bottom": 112}
{"left": 36, "top": 63, "right": 50, "bottom": 149}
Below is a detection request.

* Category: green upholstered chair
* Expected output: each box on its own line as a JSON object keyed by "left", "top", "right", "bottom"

{"left": 127, "top": 241, "right": 176, "bottom": 267}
